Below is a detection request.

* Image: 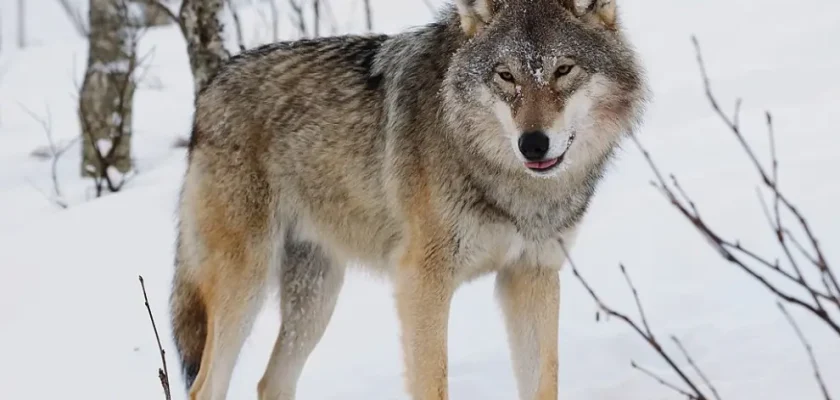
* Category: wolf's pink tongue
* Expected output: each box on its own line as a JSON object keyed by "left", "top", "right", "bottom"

{"left": 525, "top": 158, "right": 559, "bottom": 170}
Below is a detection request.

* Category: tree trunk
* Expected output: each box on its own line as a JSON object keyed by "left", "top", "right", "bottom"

{"left": 17, "top": 0, "right": 24, "bottom": 48}
{"left": 79, "top": 0, "right": 137, "bottom": 180}
{"left": 179, "top": 0, "right": 230, "bottom": 97}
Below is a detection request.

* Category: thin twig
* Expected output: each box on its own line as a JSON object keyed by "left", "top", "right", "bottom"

{"left": 692, "top": 35, "right": 837, "bottom": 305}
{"left": 19, "top": 103, "right": 77, "bottom": 207}
{"left": 227, "top": 0, "right": 246, "bottom": 51}
{"left": 362, "top": 0, "right": 372, "bottom": 31}
{"left": 778, "top": 302, "right": 832, "bottom": 400}
{"left": 672, "top": 336, "right": 722, "bottom": 400}
{"left": 631, "top": 361, "right": 700, "bottom": 400}
{"left": 620, "top": 263, "right": 653, "bottom": 337}
{"left": 632, "top": 129, "right": 840, "bottom": 335}
{"left": 288, "top": 0, "right": 308, "bottom": 37}
{"left": 268, "top": 0, "right": 280, "bottom": 41}
{"left": 139, "top": 275, "right": 172, "bottom": 400}
{"left": 559, "top": 240, "right": 712, "bottom": 399}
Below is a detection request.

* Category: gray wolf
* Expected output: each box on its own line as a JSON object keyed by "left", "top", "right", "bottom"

{"left": 169, "top": 0, "right": 648, "bottom": 399}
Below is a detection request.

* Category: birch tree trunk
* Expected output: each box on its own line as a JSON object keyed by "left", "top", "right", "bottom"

{"left": 79, "top": 0, "right": 137, "bottom": 181}
{"left": 179, "top": 0, "right": 230, "bottom": 97}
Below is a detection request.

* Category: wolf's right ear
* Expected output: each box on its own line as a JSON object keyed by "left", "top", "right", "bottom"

{"left": 455, "top": 0, "right": 496, "bottom": 37}
{"left": 562, "top": 0, "right": 618, "bottom": 29}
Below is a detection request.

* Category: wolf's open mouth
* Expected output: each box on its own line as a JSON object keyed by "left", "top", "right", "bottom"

{"left": 525, "top": 153, "right": 564, "bottom": 172}
{"left": 524, "top": 132, "right": 575, "bottom": 173}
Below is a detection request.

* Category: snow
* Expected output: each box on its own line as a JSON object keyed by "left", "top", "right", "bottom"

{"left": 1, "top": 0, "right": 839, "bottom": 399}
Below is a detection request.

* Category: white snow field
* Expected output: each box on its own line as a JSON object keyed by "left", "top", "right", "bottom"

{"left": 1, "top": 0, "right": 838, "bottom": 399}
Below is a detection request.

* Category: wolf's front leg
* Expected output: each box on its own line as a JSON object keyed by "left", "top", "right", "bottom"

{"left": 394, "top": 239, "right": 455, "bottom": 400}
{"left": 495, "top": 267, "right": 561, "bottom": 400}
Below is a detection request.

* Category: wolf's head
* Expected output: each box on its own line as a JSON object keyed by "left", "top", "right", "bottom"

{"left": 442, "top": 0, "right": 648, "bottom": 178}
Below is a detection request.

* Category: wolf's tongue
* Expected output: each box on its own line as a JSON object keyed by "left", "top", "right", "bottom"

{"left": 525, "top": 158, "right": 559, "bottom": 170}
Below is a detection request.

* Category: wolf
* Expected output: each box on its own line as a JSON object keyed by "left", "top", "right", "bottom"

{"left": 169, "top": 0, "right": 648, "bottom": 399}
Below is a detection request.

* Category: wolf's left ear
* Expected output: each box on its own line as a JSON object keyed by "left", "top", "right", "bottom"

{"left": 563, "top": 0, "right": 618, "bottom": 29}
{"left": 455, "top": 0, "right": 496, "bottom": 37}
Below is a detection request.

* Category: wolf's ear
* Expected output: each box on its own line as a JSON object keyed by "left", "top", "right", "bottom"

{"left": 563, "top": 0, "right": 617, "bottom": 29}
{"left": 455, "top": 0, "right": 496, "bottom": 37}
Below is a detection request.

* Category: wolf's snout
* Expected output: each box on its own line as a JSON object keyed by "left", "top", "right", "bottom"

{"left": 518, "top": 131, "right": 550, "bottom": 161}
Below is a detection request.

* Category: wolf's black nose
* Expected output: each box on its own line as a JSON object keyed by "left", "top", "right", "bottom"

{"left": 518, "top": 131, "right": 550, "bottom": 161}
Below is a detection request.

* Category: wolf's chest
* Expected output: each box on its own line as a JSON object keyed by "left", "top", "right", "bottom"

{"left": 453, "top": 218, "right": 575, "bottom": 283}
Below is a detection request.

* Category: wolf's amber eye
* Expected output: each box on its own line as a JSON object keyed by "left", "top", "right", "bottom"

{"left": 498, "top": 71, "right": 515, "bottom": 83}
{"left": 554, "top": 65, "right": 574, "bottom": 78}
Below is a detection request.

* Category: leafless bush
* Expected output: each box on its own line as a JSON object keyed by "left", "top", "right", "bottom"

{"left": 563, "top": 246, "right": 721, "bottom": 400}
{"left": 633, "top": 36, "right": 839, "bottom": 334}
{"left": 21, "top": 104, "right": 79, "bottom": 209}
{"left": 571, "top": 35, "right": 837, "bottom": 399}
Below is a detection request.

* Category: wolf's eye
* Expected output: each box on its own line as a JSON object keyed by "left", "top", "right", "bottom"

{"left": 498, "top": 71, "right": 516, "bottom": 83}
{"left": 555, "top": 64, "right": 574, "bottom": 78}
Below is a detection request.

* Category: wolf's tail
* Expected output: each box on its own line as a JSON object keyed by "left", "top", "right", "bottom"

{"left": 170, "top": 264, "right": 208, "bottom": 391}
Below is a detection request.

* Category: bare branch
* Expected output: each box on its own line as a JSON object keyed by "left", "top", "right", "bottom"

{"left": 268, "top": 0, "right": 279, "bottom": 41}
{"left": 691, "top": 35, "right": 835, "bottom": 295}
{"left": 631, "top": 361, "right": 700, "bottom": 400}
{"left": 619, "top": 263, "right": 653, "bottom": 337}
{"left": 623, "top": 36, "right": 840, "bottom": 338}
{"left": 672, "top": 337, "right": 722, "bottom": 400}
{"left": 732, "top": 98, "right": 742, "bottom": 131}
{"left": 139, "top": 275, "right": 172, "bottom": 400}
{"left": 362, "top": 0, "right": 372, "bottom": 31}
{"left": 559, "top": 240, "right": 713, "bottom": 399}
{"left": 632, "top": 129, "right": 840, "bottom": 335}
{"left": 226, "top": 0, "right": 246, "bottom": 51}
{"left": 778, "top": 302, "right": 832, "bottom": 400}
{"left": 288, "top": 0, "right": 308, "bottom": 37}
{"left": 20, "top": 103, "right": 77, "bottom": 208}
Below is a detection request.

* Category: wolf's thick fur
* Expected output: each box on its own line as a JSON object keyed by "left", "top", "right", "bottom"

{"left": 170, "top": 0, "right": 648, "bottom": 399}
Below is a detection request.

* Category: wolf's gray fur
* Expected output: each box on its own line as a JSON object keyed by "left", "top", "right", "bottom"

{"left": 170, "top": 0, "right": 648, "bottom": 399}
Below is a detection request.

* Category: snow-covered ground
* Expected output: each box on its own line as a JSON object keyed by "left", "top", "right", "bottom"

{"left": 1, "top": 0, "right": 838, "bottom": 399}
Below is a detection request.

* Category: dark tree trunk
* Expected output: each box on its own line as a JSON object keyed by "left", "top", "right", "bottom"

{"left": 79, "top": 0, "right": 137, "bottom": 181}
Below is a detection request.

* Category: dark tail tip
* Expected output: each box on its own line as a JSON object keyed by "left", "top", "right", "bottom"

{"left": 170, "top": 276, "right": 208, "bottom": 392}
{"left": 183, "top": 361, "right": 201, "bottom": 390}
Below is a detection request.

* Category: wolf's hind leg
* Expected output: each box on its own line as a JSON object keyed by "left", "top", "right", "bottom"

{"left": 184, "top": 244, "right": 271, "bottom": 400}
{"left": 258, "top": 238, "right": 345, "bottom": 400}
